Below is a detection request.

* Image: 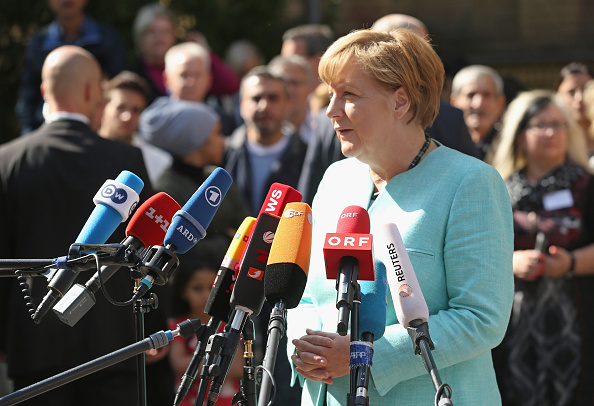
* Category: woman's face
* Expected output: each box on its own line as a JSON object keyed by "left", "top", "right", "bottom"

{"left": 557, "top": 72, "right": 592, "bottom": 126}
{"left": 140, "top": 16, "right": 176, "bottom": 64}
{"left": 520, "top": 104, "right": 568, "bottom": 167}
{"left": 182, "top": 270, "right": 216, "bottom": 318}
{"left": 325, "top": 60, "right": 397, "bottom": 163}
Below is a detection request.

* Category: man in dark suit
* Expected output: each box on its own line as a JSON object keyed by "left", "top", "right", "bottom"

{"left": 0, "top": 46, "right": 161, "bottom": 405}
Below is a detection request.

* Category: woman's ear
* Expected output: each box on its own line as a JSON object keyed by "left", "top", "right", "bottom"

{"left": 392, "top": 87, "right": 411, "bottom": 119}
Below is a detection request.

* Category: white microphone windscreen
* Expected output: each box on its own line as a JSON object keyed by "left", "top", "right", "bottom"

{"left": 375, "top": 222, "right": 429, "bottom": 327}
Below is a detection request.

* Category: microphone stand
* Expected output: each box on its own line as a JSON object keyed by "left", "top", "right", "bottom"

{"left": 406, "top": 319, "right": 453, "bottom": 406}
{"left": 233, "top": 318, "right": 257, "bottom": 406}
{"left": 173, "top": 317, "right": 222, "bottom": 406}
{"left": 0, "top": 320, "right": 202, "bottom": 406}
{"left": 132, "top": 278, "right": 159, "bottom": 406}
{"left": 347, "top": 285, "right": 361, "bottom": 406}
{"left": 257, "top": 300, "right": 287, "bottom": 406}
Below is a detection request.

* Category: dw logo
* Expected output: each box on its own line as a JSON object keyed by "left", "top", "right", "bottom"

{"left": 101, "top": 184, "right": 128, "bottom": 204}
{"left": 205, "top": 186, "right": 222, "bottom": 207}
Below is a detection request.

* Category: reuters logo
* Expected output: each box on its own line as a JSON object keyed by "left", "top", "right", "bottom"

{"left": 399, "top": 284, "right": 412, "bottom": 298}
{"left": 263, "top": 231, "right": 275, "bottom": 244}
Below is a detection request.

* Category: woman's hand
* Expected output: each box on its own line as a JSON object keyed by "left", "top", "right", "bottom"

{"left": 512, "top": 249, "right": 545, "bottom": 281}
{"left": 291, "top": 329, "right": 351, "bottom": 384}
{"left": 544, "top": 245, "right": 572, "bottom": 278}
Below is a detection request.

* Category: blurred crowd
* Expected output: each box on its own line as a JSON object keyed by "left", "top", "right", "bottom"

{"left": 1, "top": 1, "right": 594, "bottom": 405}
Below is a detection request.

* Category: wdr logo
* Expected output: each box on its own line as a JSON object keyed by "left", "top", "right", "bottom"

{"left": 101, "top": 184, "right": 128, "bottom": 204}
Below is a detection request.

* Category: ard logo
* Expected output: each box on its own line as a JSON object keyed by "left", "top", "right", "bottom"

{"left": 205, "top": 186, "right": 223, "bottom": 207}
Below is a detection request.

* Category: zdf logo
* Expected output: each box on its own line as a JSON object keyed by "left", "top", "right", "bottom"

{"left": 101, "top": 183, "right": 128, "bottom": 204}
{"left": 284, "top": 208, "right": 305, "bottom": 218}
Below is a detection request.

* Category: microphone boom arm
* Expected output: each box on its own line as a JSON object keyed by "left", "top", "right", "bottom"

{"left": 406, "top": 319, "right": 453, "bottom": 406}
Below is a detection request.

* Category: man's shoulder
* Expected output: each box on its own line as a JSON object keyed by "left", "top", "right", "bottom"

{"left": 226, "top": 125, "right": 248, "bottom": 150}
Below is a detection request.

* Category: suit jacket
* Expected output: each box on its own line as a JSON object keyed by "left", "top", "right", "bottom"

{"left": 297, "top": 111, "right": 343, "bottom": 205}
{"left": 0, "top": 120, "right": 158, "bottom": 380}
{"left": 298, "top": 103, "right": 478, "bottom": 206}
{"left": 426, "top": 101, "right": 479, "bottom": 158}
{"left": 287, "top": 145, "right": 514, "bottom": 406}
{"left": 224, "top": 125, "right": 307, "bottom": 215}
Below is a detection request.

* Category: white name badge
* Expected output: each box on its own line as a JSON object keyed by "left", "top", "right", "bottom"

{"left": 543, "top": 189, "right": 574, "bottom": 211}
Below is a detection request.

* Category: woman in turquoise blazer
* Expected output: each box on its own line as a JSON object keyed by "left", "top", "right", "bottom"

{"left": 286, "top": 28, "right": 514, "bottom": 406}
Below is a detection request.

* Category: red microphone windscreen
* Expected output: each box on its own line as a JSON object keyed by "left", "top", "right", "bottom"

{"left": 258, "top": 183, "right": 302, "bottom": 218}
{"left": 323, "top": 205, "right": 375, "bottom": 281}
{"left": 335, "top": 205, "right": 371, "bottom": 234}
{"left": 126, "top": 192, "right": 181, "bottom": 247}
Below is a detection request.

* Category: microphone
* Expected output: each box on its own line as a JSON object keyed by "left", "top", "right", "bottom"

{"left": 258, "top": 202, "right": 313, "bottom": 406}
{"left": 375, "top": 223, "right": 428, "bottom": 328}
{"left": 32, "top": 170, "right": 144, "bottom": 323}
{"left": 375, "top": 222, "right": 453, "bottom": 405}
{"left": 323, "top": 205, "right": 374, "bottom": 335}
{"left": 350, "top": 263, "right": 387, "bottom": 406}
{"left": 229, "top": 184, "right": 302, "bottom": 316}
{"left": 201, "top": 184, "right": 302, "bottom": 406}
{"left": 205, "top": 217, "right": 257, "bottom": 322}
{"left": 263, "top": 203, "right": 312, "bottom": 308}
{"left": 258, "top": 182, "right": 303, "bottom": 217}
{"left": 134, "top": 168, "right": 233, "bottom": 300}
{"left": 172, "top": 216, "right": 256, "bottom": 406}
{"left": 53, "top": 192, "right": 181, "bottom": 326}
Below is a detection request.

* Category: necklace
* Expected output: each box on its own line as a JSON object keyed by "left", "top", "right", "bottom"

{"left": 408, "top": 133, "right": 432, "bottom": 170}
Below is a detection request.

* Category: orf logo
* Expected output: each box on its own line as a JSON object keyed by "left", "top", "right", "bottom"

{"left": 205, "top": 186, "right": 223, "bottom": 207}
{"left": 101, "top": 184, "right": 128, "bottom": 204}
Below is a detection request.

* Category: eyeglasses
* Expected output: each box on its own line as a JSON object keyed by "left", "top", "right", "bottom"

{"left": 526, "top": 122, "right": 567, "bottom": 131}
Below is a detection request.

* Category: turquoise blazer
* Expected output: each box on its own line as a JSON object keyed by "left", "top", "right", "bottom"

{"left": 286, "top": 144, "right": 514, "bottom": 406}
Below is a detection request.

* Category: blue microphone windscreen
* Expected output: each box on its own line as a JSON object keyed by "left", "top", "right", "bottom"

{"left": 76, "top": 171, "right": 143, "bottom": 244}
{"left": 116, "top": 170, "right": 144, "bottom": 194}
{"left": 358, "top": 262, "right": 387, "bottom": 340}
{"left": 165, "top": 167, "right": 233, "bottom": 253}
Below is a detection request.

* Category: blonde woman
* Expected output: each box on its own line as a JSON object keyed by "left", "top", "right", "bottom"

{"left": 492, "top": 89, "right": 594, "bottom": 405}
{"left": 287, "top": 28, "right": 513, "bottom": 406}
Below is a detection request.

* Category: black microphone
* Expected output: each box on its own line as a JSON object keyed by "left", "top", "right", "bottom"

{"left": 201, "top": 184, "right": 302, "bottom": 406}
{"left": 258, "top": 202, "right": 312, "bottom": 406}
{"left": 173, "top": 216, "right": 255, "bottom": 406}
{"left": 133, "top": 168, "right": 233, "bottom": 300}
{"left": 53, "top": 192, "right": 181, "bottom": 326}
{"left": 32, "top": 170, "right": 144, "bottom": 323}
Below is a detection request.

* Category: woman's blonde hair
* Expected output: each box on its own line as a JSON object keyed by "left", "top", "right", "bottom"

{"left": 318, "top": 28, "right": 444, "bottom": 129}
{"left": 491, "top": 89, "right": 590, "bottom": 179}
